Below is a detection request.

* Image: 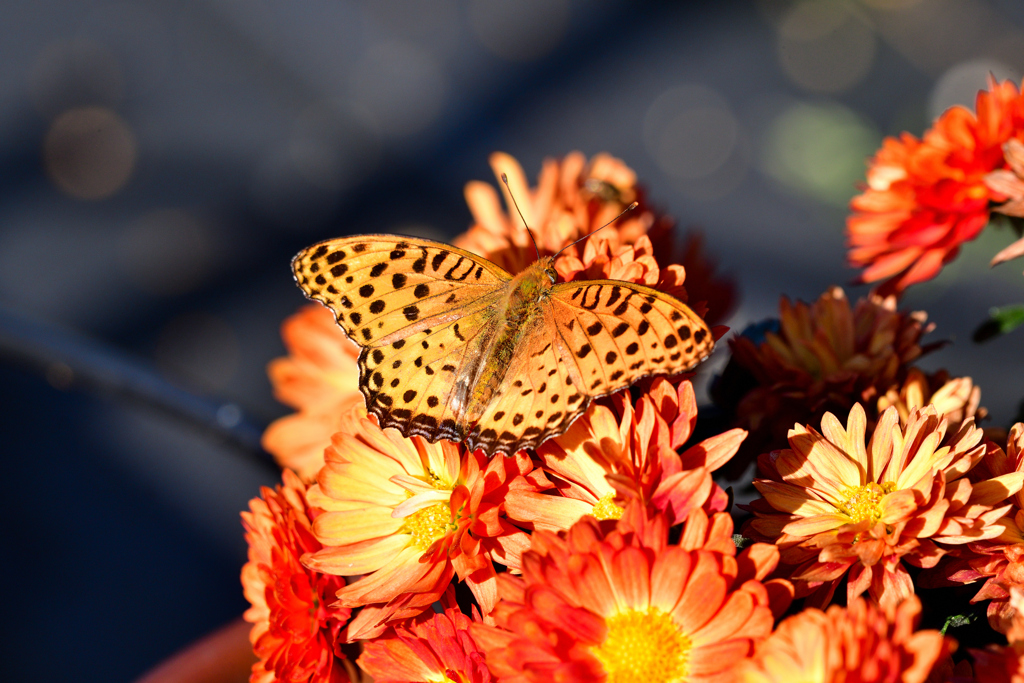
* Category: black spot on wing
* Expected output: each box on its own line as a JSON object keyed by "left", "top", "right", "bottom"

{"left": 431, "top": 250, "right": 449, "bottom": 271}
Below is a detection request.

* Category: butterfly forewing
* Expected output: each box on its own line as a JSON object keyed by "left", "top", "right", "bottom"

{"left": 294, "top": 235, "right": 515, "bottom": 441}
{"left": 550, "top": 280, "right": 714, "bottom": 396}
{"left": 292, "top": 235, "right": 510, "bottom": 348}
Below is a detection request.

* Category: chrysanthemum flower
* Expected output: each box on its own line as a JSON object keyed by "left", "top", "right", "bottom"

{"left": 457, "top": 151, "right": 654, "bottom": 274}
{"left": 472, "top": 504, "right": 790, "bottom": 683}
{"left": 926, "top": 424, "right": 1024, "bottom": 633}
{"left": 739, "top": 595, "right": 951, "bottom": 683}
{"left": 358, "top": 591, "right": 492, "bottom": 683}
{"left": 713, "top": 286, "right": 935, "bottom": 474}
{"left": 505, "top": 378, "right": 742, "bottom": 532}
{"left": 971, "top": 586, "right": 1024, "bottom": 683}
{"left": 262, "top": 304, "right": 364, "bottom": 481}
{"left": 878, "top": 367, "right": 985, "bottom": 427}
{"left": 744, "top": 403, "right": 1023, "bottom": 608}
{"left": 455, "top": 151, "right": 734, "bottom": 322}
{"left": 302, "top": 411, "right": 545, "bottom": 639}
{"left": 847, "top": 77, "right": 1024, "bottom": 295}
{"left": 242, "top": 469, "right": 353, "bottom": 683}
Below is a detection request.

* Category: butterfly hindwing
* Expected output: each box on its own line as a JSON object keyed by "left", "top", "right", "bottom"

{"left": 550, "top": 280, "right": 714, "bottom": 397}
{"left": 358, "top": 305, "right": 500, "bottom": 442}
{"left": 292, "top": 235, "right": 511, "bottom": 348}
{"left": 462, "top": 327, "right": 592, "bottom": 454}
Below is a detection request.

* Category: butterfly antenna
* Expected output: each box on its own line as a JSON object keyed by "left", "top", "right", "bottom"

{"left": 500, "top": 173, "right": 541, "bottom": 260}
{"left": 552, "top": 201, "right": 639, "bottom": 260}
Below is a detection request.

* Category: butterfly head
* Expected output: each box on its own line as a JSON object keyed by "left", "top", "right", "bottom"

{"left": 538, "top": 256, "right": 558, "bottom": 285}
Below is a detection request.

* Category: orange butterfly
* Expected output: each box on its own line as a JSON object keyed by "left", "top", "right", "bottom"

{"left": 292, "top": 235, "right": 714, "bottom": 456}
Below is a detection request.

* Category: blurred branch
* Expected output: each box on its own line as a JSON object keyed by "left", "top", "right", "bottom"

{"left": 0, "top": 305, "right": 278, "bottom": 473}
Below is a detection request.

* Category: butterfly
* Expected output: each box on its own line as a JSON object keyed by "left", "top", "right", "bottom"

{"left": 292, "top": 235, "right": 714, "bottom": 456}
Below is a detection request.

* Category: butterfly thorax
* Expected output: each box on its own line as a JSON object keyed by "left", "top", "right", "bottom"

{"left": 460, "top": 258, "right": 557, "bottom": 424}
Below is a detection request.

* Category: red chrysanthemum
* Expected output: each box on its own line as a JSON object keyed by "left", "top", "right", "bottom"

{"left": 456, "top": 151, "right": 734, "bottom": 322}
{"left": 926, "top": 424, "right": 1024, "bottom": 633}
{"left": 505, "top": 378, "right": 741, "bottom": 532}
{"left": 241, "top": 469, "right": 353, "bottom": 683}
{"left": 358, "top": 590, "right": 492, "bottom": 683}
{"left": 739, "top": 595, "right": 952, "bottom": 683}
{"left": 847, "top": 78, "right": 1024, "bottom": 295}
{"left": 970, "top": 586, "right": 1024, "bottom": 682}
{"left": 472, "top": 505, "right": 791, "bottom": 683}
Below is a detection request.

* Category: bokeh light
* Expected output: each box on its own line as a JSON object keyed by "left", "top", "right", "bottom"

{"left": 759, "top": 100, "right": 879, "bottom": 206}
{"left": 350, "top": 41, "right": 446, "bottom": 137}
{"left": 776, "top": 1, "right": 876, "bottom": 93}
{"left": 29, "top": 40, "right": 124, "bottom": 118}
{"left": 43, "top": 106, "right": 136, "bottom": 200}
{"left": 361, "top": 0, "right": 460, "bottom": 58}
{"left": 643, "top": 84, "right": 747, "bottom": 201}
{"left": 928, "top": 58, "right": 1020, "bottom": 119}
{"left": 467, "top": 0, "right": 570, "bottom": 62}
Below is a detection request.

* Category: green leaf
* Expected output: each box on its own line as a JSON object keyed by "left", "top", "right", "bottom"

{"left": 940, "top": 611, "right": 979, "bottom": 635}
{"left": 973, "top": 304, "right": 1024, "bottom": 342}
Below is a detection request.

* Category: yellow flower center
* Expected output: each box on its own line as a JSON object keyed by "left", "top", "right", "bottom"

{"left": 403, "top": 501, "right": 455, "bottom": 551}
{"left": 591, "top": 607, "right": 691, "bottom": 683}
{"left": 838, "top": 482, "right": 895, "bottom": 524}
{"left": 592, "top": 492, "right": 624, "bottom": 521}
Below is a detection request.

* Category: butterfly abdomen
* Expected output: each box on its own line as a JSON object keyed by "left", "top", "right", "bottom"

{"left": 462, "top": 263, "right": 553, "bottom": 424}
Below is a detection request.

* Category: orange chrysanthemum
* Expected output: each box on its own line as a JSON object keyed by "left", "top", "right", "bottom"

{"left": 847, "top": 78, "right": 1024, "bottom": 295}
{"left": 744, "top": 403, "right": 1023, "bottom": 608}
{"left": 262, "top": 304, "right": 363, "bottom": 481}
{"left": 713, "top": 286, "right": 936, "bottom": 475}
{"left": 927, "top": 424, "right": 1024, "bottom": 633}
{"left": 472, "top": 505, "right": 790, "bottom": 683}
{"left": 357, "top": 591, "right": 492, "bottom": 683}
{"left": 505, "top": 378, "right": 742, "bottom": 532}
{"left": 878, "top": 367, "right": 985, "bottom": 428}
{"left": 456, "top": 151, "right": 734, "bottom": 322}
{"left": 303, "top": 411, "right": 544, "bottom": 639}
{"left": 241, "top": 469, "right": 353, "bottom": 683}
{"left": 739, "top": 595, "right": 951, "bottom": 683}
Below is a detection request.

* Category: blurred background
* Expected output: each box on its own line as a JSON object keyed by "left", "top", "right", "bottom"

{"left": 3, "top": 0, "right": 1024, "bottom": 679}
